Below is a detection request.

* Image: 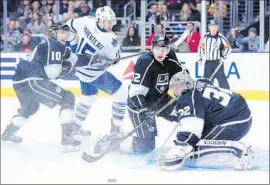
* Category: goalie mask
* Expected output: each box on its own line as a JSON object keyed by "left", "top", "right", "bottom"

{"left": 169, "top": 70, "right": 194, "bottom": 96}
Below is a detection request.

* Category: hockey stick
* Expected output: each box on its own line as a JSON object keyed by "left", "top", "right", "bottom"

{"left": 82, "top": 97, "right": 177, "bottom": 163}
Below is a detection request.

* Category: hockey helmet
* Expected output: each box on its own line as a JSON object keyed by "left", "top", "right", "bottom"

{"left": 95, "top": 6, "right": 116, "bottom": 26}
{"left": 49, "top": 22, "right": 71, "bottom": 44}
{"left": 152, "top": 34, "right": 170, "bottom": 48}
{"left": 50, "top": 21, "right": 71, "bottom": 32}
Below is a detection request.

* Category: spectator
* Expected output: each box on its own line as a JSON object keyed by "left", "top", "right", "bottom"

{"left": 146, "top": 23, "right": 164, "bottom": 46}
{"left": 164, "top": 0, "right": 181, "bottom": 12}
{"left": 190, "top": 2, "right": 201, "bottom": 22}
{"left": 208, "top": 0, "right": 227, "bottom": 18}
{"left": 26, "top": 12, "right": 47, "bottom": 34}
{"left": 238, "top": 27, "right": 260, "bottom": 52}
{"left": 15, "top": 21, "right": 24, "bottom": 34}
{"left": 226, "top": 26, "right": 244, "bottom": 52}
{"left": 78, "top": 2, "right": 95, "bottom": 17}
{"left": 29, "top": 1, "right": 43, "bottom": 19}
{"left": 156, "top": 4, "right": 171, "bottom": 23}
{"left": 63, "top": 3, "right": 79, "bottom": 21}
{"left": 171, "top": 34, "right": 190, "bottom": 52}
{"left": 1, "top": 19, "right": 22, "bottom": 52}
{"left": 20, "top": 33, "right": 33, "bottom": 52}
{"left": 146, "top": 3, "right": 158, "bottom": 24}
{"left": 60, "top": 0, "right": 69, "bottom": 14}
{"left": 184, "top": 22, "right": 200, "bottom": 52}
{"left": 72, "top": 0, "right": 88, "bottom": 14}
{"left": 48, "top": 4, "right": 63, "bottom": 22}
{"left": 18, "top": 0, "right": 32, "bottom": 23}
{"left": 23, "top": 29, "right": 41, "bottom": 48}
{"left": 40, "top": 0, "right": 54, "bottom": 16}
{"left": 172, "top": 3, "right": 191, "bottom": 22}
{"left": 122, "top": 26, "right": 141, "bottom": 47}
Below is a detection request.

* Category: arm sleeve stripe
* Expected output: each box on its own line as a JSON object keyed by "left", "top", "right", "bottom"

{"left": 140, "top": 59, "right": 154, "bottom": 85}
{"left": 70, "top": 19, "right": 77, "bottom": 32}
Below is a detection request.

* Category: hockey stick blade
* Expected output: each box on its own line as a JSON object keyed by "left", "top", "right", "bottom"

{"left": 82, "top": 97, "right": 177, "bottom": 163}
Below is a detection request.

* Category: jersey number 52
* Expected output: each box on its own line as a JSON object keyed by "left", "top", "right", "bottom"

{"left": 132, "top": 73, "right": 141, "bottom": 83}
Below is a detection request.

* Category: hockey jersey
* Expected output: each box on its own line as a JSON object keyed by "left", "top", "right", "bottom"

{"left": 66, "top": 16, "right": 121, "bottom": 82}
{"left": 13, "top": 37, "right": 72, "bottom": 82}
{"left": 172, "top": 79, "right": 251, "bottom": 127}
{"left": 128, "top": 51, "right": 183, "bottom": 109}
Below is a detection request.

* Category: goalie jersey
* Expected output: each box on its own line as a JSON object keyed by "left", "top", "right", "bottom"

{"left": 66, "top": 16, "right": 121, "bottom": 82}
{"left": 172, "top": 79, "right": 251, "bottom": 128}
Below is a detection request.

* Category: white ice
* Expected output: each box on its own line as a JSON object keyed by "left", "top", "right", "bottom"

{"left": 1, "top": 97, "right": 269, "bottom": 184}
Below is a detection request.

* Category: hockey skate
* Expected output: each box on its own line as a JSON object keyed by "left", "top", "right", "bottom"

{"left": 2, "top": 133, "right": 22, "bottom": 144}
{"left": 71, "top": 123, "right": 91, "bottom": 140}
{"left": 232, "top": 145, "right": 255, "bottom": 170}
{"left": 1, "top": 124, "right": 22, "bottom": 144}
{"left": 61, "top": 135, "right": 82, "bottom": 153}
{"left": 93, "top": 120, "right": 122, "bottom": 154}
{"left": 61, "top": 123, "right": 82, "bottom": 152}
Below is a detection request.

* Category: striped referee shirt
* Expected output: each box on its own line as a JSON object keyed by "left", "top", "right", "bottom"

{"left": 198, "top": 32, "right": 231, "bottom": 61}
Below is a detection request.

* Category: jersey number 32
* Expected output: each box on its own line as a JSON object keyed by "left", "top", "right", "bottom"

{"left": 203, "top": 86, "right": 232, "bottom": 106}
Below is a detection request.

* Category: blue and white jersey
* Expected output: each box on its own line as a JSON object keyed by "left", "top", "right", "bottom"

{"left": 172, "top": 79, "right": 251, "bottom": 128}
{"left": 12, "top": 37, "right": 73, "bottom": 82}
{"left": 66, "top": 16, "right": 121, "bottom": 82}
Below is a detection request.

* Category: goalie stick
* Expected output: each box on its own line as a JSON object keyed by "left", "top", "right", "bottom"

{"left": 82, "top": 97, "right": 177, "bottom": 163}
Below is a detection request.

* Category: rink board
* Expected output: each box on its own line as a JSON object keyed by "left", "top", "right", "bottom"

{"left": 1, "top": 52, "right": 269, "bottom": 100}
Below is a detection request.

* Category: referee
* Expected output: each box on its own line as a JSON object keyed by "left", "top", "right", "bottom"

{"left": 198, "top": 20, "right": 231, "bottom": 89}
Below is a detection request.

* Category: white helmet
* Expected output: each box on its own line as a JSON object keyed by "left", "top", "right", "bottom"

{"left": 95, "top": 6, "right": 116, "bottom": 26}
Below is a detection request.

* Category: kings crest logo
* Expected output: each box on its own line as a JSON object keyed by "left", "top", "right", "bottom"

{"left": 155, "top": 73, "right": 169, "bottom": 93}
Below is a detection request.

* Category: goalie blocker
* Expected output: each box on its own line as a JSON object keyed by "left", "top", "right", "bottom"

{"left": 158, "top": 71, "right": 253, "bottom": 170}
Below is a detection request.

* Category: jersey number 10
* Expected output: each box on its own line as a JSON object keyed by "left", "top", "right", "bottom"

{"left": 203, "top": 86, "right": 232, "bottom": 106}
{"left": 51, "top": 51, "right": 62, "bottom": 61}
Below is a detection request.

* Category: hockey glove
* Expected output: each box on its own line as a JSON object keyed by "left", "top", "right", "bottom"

{"left": 90, "top": 55, "right": 115, "bottom": 70}
{"left": 136, "top": 106, "right": 156, "bottom": 127}
{"left": 62, "top": 60, "right": 76, "bottom": 76}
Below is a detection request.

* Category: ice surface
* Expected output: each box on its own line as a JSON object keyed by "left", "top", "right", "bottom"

{"left": 1, "top": 98, "right": 269, "bottom": 184}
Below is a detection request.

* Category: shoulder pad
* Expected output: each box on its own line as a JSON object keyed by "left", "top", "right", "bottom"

{"left": 197, "top": 78, "right": 213, "bottom": 85}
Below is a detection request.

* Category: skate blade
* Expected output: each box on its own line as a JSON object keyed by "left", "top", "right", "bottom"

{"left": 61, "top": 145, "right": 80, "bottom": 153}
{"left": 1, "top": 140, "right": 21, "bottom": 146}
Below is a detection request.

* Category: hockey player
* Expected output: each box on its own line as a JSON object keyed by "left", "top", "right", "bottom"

{"left": 127, "top": 35, "right": 186, "bottom": 154}
{"left": 158, "top": 71, "right": 253, "bottom": 170}
{"left": 65, "top": 6, "right": 127, "bottom": 138}
{"left": 1, "top": 23, "right": 99, "bottom": 151}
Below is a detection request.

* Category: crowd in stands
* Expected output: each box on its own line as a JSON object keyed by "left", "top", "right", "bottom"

{"left": 0, "top": 0, "right": 269, "bottom": 52}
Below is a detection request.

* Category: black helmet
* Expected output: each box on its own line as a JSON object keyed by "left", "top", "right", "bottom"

{"left": 152, "top": 34, "right": 170, "bottom": 47}
{"left": 50, "top": 21, "right": 71, "bottom": 32}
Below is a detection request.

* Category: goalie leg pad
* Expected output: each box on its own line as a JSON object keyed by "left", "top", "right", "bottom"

{"left": 157, "top": 144, "right": 193, "bottom": 171}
